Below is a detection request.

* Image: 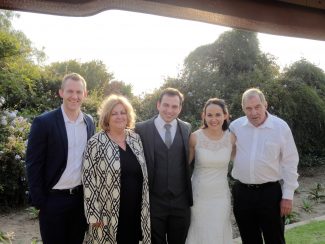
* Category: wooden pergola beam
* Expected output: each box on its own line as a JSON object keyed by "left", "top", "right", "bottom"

{"left": 0, "top": 0, "right": 325, "bottom": 40}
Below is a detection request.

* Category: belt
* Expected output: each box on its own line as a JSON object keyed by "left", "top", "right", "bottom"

{"left": 49, "top": 185, "right": 83, "bottom": 195}
{"left": 236, "top": 181, "right": 279, "bottom": 189}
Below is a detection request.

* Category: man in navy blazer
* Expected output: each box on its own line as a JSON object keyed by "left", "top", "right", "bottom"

{"left": 26, "top": 73, "right": 95, "bottom": 244}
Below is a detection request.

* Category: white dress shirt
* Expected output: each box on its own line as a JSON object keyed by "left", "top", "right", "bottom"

{"left": 230, "top": 113, "right": 299, "bottom": 200}
{"left": 154, "top": 115, "right": 177, "bottom": 144}
{"left": 53, "top": 106, "right": 87, "bottom": 189}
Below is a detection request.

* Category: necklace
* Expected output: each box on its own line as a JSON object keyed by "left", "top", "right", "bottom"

{"left": 107, "top": 131, "right": 126, "bottom": 144}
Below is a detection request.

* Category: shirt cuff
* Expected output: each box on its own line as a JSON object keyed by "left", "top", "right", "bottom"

{"left": 282, "top": 188, "right": 295, "bottom": 200}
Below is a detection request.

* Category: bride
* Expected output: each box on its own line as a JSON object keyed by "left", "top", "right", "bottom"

{"left": 186, "top": 98, "right": 235, "bottom": 244}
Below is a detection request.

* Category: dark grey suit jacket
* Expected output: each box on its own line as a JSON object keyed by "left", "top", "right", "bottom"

{"left": 135, "top": 116, "right": 193, "bottom": 206}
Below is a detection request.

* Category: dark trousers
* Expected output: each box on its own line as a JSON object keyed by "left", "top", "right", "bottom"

{"left": 150, "top": 193, "right": 191, "bottom": 244}
{"left": 39, "top": 190, "right": 87, "bottom": 244}
{"left": 232, "top": 181, "right": 285, "bottom": 244}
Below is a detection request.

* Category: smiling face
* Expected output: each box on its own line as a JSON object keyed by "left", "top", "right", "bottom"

{"left": 108, "top": 103, "right": 128, "bottom": 132}
{"left": 243, "top": 94, "right": 267, "bottom": 127}
{"left": 203, "top": 103, "right": 227, "bottom": 131}
{"left": 59, "top": 78, "right": 87, "bottom": 115}
{"left": 157, "top": 94, "right": 182, "bottom": 123}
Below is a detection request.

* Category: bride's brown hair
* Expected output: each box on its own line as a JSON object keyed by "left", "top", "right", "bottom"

{"left": 201, "top": 98, "right": 230, "bottom": 131}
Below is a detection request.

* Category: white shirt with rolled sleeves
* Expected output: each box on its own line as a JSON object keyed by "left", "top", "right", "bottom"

{"left": 230, "top": 112, "right": 299, "bottom": 200}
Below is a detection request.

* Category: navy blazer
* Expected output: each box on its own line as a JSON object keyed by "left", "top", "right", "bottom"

{"left": 25, "top": 107, "right": 95, "bottom": 209}
{"left": 135, "top": 116, "right": 193, "bottom": 206}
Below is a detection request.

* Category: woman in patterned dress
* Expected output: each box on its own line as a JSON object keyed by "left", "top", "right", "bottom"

{"left": 82, "top": 94, "right": 151, "bottom": 244}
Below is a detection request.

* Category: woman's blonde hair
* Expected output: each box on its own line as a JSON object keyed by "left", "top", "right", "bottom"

{"left": 98, "top": 94, "right": 136, "bottom": 131}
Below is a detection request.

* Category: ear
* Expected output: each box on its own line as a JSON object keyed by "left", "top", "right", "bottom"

{"left": 84, "top": 90, "right": 88, "bottom": 98}
{"left": 201, "top": 112, "right": 205, "bottom": 120}
{"left": 264, "top": 101, "right": 268, "bottom": 110}
{"left": 59, "top": 89, "right": 64, "bottom": 98}
{"left": 156, "top": 101, "right": 160, "bottom": 110}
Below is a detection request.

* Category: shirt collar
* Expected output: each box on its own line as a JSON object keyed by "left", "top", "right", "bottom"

{"left": 241, "top": 112, "right": 273, "bottom": 129}
{"left": 61, "top": 105, "right": 84, "bottom": 124}
{"left": 156, "top": 115, "right": 177, "bottom": 129}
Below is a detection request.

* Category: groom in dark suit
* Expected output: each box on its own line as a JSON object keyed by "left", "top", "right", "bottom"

{"left": 136, "top": 87, "right": 192, "bottom": 244}
{"left": 26, "top": 73, "right": 95, "bottom": 244}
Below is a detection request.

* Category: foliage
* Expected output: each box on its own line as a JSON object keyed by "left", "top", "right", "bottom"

{"left": 211, "top": 30, "right": 261, "bottom": 76}
{"left": 143, "top": 29, "right": 280, "bottom": 131}
{"left": 299, "top": 155, "right": 325, "bottom": 168}
{"left": 285, "top": 211, "right": 300, "bottom": 225}
{"left": 0, "top": 230, "right": 14, "bottom": 244}
{"left": 82, "top": 88, "right": 103, "bottom": 124}
{"left": 0, "top": 10, "right": 18, "bottom": 31}
{"left": 308, "top": 183, "right": 325, "bottom": 203}
{"left": 285, "top": 220, "right": 325, "bottom": 244}
{"left": 25, "top": 206, "right": 39, "bottom": 219}
{"left": 0, "top": 11, "right": 44, "bottom": 112}
{"left": 0, "top": 97, "right": 30, "bottom": 211}
{"left": 134, "top": 88, "right": 160, "bottom": 121}
{"left": 265, "top": 78, "right": 325, "bottom": 156}
{"left": 21, "top": 76, "right": 62, "bottom": 117}
{"left": 283, "top": 59, "right": 325, "bottom": 100}
{"left": 45, "top": 59, "right": 114, "bottom": 93}
{"left": 301, "top": 198, "right": 314, "bottom": 213}
{"left": 103, "top": 79, "right": 133, "bottom": 97}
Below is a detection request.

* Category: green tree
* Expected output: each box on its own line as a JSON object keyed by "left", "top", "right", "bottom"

{"left": 0, "top": 11, "right": 18, "bottom": 31}
{"left": 264, "top": 61, "right": 325, "bottom": 159}
{"left": 165, "top": 29, "right": 279, "bottom": 127}
{"left": 45, "top": 59, "right": 114, "bottom": 92}
{"left": 283, "top": 59, "right": 325, "bottom": 100}
{"left": 213, "top": 30, "right": 260, "bottom": 75}
{"left": 104, "top": 80, "right": 133, "bottom": 97}
{"left": 0, "top": 10, "right": 44, "bottom": 112}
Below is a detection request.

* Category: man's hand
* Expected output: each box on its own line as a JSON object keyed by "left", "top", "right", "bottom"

{"left": 280, "top": 199, "right": 293, "bottom": 217}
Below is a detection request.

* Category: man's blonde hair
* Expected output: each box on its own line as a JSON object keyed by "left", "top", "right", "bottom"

{"left": 61, "top": 73, "right": 87, "bottom": 91}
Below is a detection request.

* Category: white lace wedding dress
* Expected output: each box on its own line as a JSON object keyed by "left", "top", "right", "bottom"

{"left": 186, "top": 129, "right": 233, "bottom": 244}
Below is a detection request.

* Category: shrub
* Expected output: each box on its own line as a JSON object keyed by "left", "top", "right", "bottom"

{"left": 307, "top": 183, "right": 325, "bottom": 203}
{"left": 285, "top": 211, "right": 300, "bottom": 225}
{"left": 300, "top": 198, "right": 314, "bottom": 213}
{"left": 0, "top": 97, "right": 30, "bottom": 212}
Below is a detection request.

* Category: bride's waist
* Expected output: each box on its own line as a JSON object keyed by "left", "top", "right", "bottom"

{"left": 192, "top": 169, "right": 228, "bottom": 178}
{"left": 192, "top": 177, "right": 229, "bottom": 188}
{"left": 192, "top": 182, "right": 230, "bottom": 198}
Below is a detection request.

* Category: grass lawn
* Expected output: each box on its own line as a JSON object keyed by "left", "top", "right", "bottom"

{"left": 285, "top": 220, "right": 325, "bottom": 244}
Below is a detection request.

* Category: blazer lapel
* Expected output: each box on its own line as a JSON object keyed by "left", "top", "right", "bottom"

{"left": 55, "top": 108, "right": 68, "bottom": 161}
{"left": 145, "top": 118, "right": 156, "bottom": 168}
{"left": 83, "top": 114, "right": 92, "bottom": 140}
{"left": 177, "top": 119, "right": 190, "bottom": 163}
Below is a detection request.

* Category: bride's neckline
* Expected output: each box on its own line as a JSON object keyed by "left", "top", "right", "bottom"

{"left": 200, "top": 128, "right": 225, "bottom": 142}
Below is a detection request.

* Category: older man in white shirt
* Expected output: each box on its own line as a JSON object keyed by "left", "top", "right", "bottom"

{"left": 230, "top": 88, "right": 299, "bottom": 244}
